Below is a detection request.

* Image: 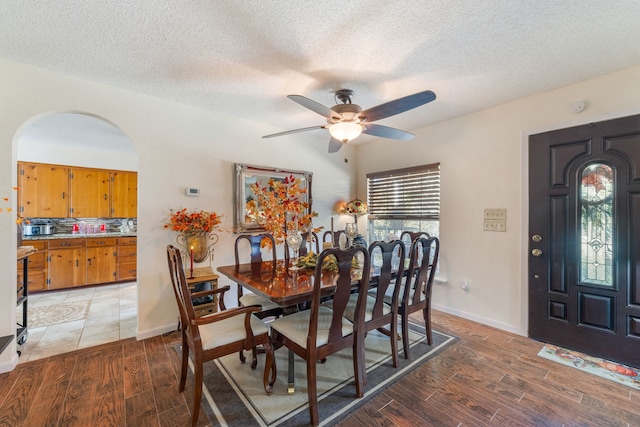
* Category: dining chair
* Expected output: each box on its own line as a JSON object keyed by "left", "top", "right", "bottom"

{"left": 322, "top": 230, "right": 347, "bottom": 248}
{"left": 400, "top": 230, "right": 430, "bottom": 268}
{"left": 234, "top": 234, "right": 283, "bottom": 366}
{"left": 166, "top": 245, "right": 276, "bottom": 427}
{"left": 234, "top": 234, "right": 282, "bottom": 313}
{"left": 400, "top": 230, "right": 430, "bottom": 250}
{"left": 340, "top": 240, "right": 406, "bottom": 369}
{"left": 386, "top": 236, "right": 439, "bottom": 358}
{"left": 299, "top": 231, "right": 320, "bottom": 256}
{"left": 268, "top": 246, "right": 371, "bottom": 427}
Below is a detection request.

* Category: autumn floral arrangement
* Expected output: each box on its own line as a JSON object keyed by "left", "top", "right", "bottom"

{"left": 164, "top": 208, "right": 223, "bottom": 233}
{"left": 245, "top": 174, "right": 320, "bottom": 248}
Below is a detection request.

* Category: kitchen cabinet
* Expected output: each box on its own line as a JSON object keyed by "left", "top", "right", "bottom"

{"left": 48, "top": 239, "right": 86, "bottom": 289}
{"left": 117, "top": 237, "right": 137, "bottom": 281}
{"left": 111, "top": 171, "right": 137, "bottom": 218}
{"left": 17, "top": 162, "right": 137, "bottom": 219}
{"left": 70, "top": 168, "right": 111, "bottom": 218}
{"left": 26, "top": 236, "right": 135, "bottom": 291}
{"left": 18, "top": 162, "right": 70, "bottom": 218}
{"left": 86, "top": 237, "right": 117, "bottom": 285}
{"left": 17, "top": 240, "right": 48, "bottom": 292}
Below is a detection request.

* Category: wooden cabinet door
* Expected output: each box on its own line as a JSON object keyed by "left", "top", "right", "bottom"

{"left": 70, "top": 168, "right": 110, "bottom": 218}
{"left": 19, "top": 163, "right": 70, "bottom": 217}
{"left": 86, "top": 246, "right": 117, "bottom": 285}
{"left": 48, "top": 248, "right": 85, "bottom": 289}
{"left": 110, "top": 171, "right": 137, "bottom": 217}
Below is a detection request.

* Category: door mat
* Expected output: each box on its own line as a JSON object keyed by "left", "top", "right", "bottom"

{"left": 538, "top": 344, "right": 640, "bottom": 391}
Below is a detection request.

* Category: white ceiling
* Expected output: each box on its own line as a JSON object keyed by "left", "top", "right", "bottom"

{"left": 2, "top": 1, "right": 640, "bottom": 146}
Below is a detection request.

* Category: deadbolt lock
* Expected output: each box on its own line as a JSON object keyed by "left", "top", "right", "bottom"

{"left": 532, "top": 235, "right": 542, "bottom": 242}
{"left": 531, "top": 248, "right": 543, "bottom": 257}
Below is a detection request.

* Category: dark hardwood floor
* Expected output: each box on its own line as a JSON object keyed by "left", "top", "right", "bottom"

{"left": 1, "top": 310, "right": 638, "bottom": 426}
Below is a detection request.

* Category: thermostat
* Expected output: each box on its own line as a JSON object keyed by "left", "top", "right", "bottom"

{"left": 185, "top": 187, "right": 201, "bottom": 197}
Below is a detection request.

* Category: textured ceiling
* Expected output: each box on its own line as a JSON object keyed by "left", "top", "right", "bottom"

{"left": 2, "top": 1, "right": 640, "bottom": 145}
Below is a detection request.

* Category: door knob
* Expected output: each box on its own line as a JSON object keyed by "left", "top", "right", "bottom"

{"left": 531, "top": 235, "right": 542, "bottom": 242}
{"left": 531, "top": 248, "right": 543, "bottom": 257}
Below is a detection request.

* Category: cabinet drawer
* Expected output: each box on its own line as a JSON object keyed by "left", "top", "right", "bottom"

{"left": 118, "top": 237, "right": 137, "bottom": 246}
{"left": 117, "top": 246, "right": 137, "bottom": 263}
{"left": 48, "top": 238, "right": 84, "bottom": 249}
{"left": 117, "top": 262, "right": 137, "bottom": 281}
{"left": 18, "top": 270, "right": 47, "bottom": 292}
{"left": 86, "top": 237, "right": 117, "bottom": 247}
{"left": 25, "top": 252, "right": 46, "bottom": 270}
{"left": 28, "top": 240, "right": 48, "bottom": 250}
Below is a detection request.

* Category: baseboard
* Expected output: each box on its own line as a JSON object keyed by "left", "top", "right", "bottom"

{"left": 432, "top": 303, "right": 525, "bottom": 336}
{"left": 0, "top": 352, "right": 19, "bottom": 374}
{"left": 136, "top": 322, "right": 178, "bottom": 341}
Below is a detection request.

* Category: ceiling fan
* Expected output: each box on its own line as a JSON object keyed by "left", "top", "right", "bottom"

{"left": 262, "top": 89, "right": 436, "bottom": 153}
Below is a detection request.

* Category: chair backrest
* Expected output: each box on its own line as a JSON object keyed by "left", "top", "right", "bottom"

{"left": 403, "top": 236, "right": 439, "bottom": 306}
{"left": 234, "top": 234, "right": 277, "bottom": 266}
{"left": 166, "top": 244, "right": 198, "bottom": 336}
{"left": 309, "top": 246, "right": 371, "bottom": 347}
{"left": 368, "top": 240, "right": 406, "bottom": 318}
{"left": 300, "top": 231, "right": 320, "bottom": 256}
{"left": 400, "top": 231, "right": 430, "bottom": 249}
{"left": 322, "top": 230, "right": 347, "bottom": 248}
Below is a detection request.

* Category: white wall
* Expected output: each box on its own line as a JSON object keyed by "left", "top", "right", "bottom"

{"left": 0, "top": 59, "right": 357, "bottom": 372}
{"left": 356, "top": 65, "right": 640, "bottom": 334}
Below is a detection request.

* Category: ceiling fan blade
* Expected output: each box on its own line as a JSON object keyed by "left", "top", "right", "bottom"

{"left": 359, "top": 90, "right": 436, "bottom": 122}
{"left": 262, "top": 125, "right": 326, "bottom": 139}
{"left": 362, "top": 123, "right": 415, "bottom": 140}
{"left": 328, "top": 137, "right": 343, "bottom": 153}
{"left": 288, "top": 95, "right": 341, "bottom": 120}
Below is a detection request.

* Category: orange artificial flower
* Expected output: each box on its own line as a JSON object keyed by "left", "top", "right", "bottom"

{"left": 164, "top": 208, "right": 223, "bottom": 233}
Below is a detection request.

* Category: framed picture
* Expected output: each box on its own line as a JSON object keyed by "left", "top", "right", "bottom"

{"left": 234, "top": 163, "right": 313, "bottom": 232}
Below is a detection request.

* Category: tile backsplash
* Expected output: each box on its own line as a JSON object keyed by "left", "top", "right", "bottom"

{"left": 25, "top": 218, "right": 137, "bottom": 235}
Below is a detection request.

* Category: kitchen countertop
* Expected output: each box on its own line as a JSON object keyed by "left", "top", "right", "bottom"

{"left": 23, "top": 232, "right": 137, "bottom": 240}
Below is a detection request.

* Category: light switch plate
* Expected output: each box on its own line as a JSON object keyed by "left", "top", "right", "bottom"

{"left": 483, "top": 208, "right": 507, "bottom": 232}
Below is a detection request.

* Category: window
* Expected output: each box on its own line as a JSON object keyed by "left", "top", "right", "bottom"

{"left": 367, "top": 163, "right": 440, "bottom": 242}
{"left": 580, "top": 162, "right": 614, "bottom": 287}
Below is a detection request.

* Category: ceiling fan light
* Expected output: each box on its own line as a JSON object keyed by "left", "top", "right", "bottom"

{"left": 329, "top": 122, "right": 362, "bottom": 143}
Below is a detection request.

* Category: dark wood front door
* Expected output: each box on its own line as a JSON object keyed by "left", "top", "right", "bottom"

{"left": 529, "top": 114, "right": 640, "bottom": 367}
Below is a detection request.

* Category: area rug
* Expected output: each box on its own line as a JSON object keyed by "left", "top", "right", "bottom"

{"left": 538, "top": 344, "right": 640, "bottom": 391}
{"left": 26, "top": 301, "right": 90, "bottom": 328}
{"left": 194, "top": 322, "right": 456, "bottom": 426}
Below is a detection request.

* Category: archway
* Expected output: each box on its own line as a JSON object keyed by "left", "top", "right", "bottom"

{"left": 15, "top": 111, "right": 138, "bottom": 361}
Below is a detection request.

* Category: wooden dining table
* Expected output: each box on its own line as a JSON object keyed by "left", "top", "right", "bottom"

{"left": 217, "top": 259, "right": 367, "bottom": 393}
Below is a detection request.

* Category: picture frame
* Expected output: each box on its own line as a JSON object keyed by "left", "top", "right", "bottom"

{"left": 234, "top": 163, "right": 313, "bottom": 232}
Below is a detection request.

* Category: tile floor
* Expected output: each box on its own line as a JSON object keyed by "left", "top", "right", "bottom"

{"left": 16, "top": 282, "right": 137, "bottom": 363}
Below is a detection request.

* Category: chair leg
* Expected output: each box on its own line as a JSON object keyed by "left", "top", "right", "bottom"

{"left": 390, "top": 316, "right": 399, "bottom": 368}
{"left": 353, "top": 334, "right": 366, "bottom": 396}
{"left": 401, "top": 312, "right": 410, "bottom": 359}
{"left": 179, "top": 338, "right": 189, "bottom": 392}
{"left": 263, "top": 340, "right": 276, "bottom": 394}
{"left": 239, "top": 349, "right": 246, "bottom": 364}
{"left": 251, "top": 346, "right": 258, "bottom": 370}
{"left": 307, "top": 359, "right": 319, "bottom": 426}
{"left": 191, "top": 356, "right": 204, "bottom": 427}
{"left": 424, "top": 305, "right": 432, "bottom": 345}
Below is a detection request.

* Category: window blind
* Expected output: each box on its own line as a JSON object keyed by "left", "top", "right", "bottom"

{"left": 367, "top": 163, "right": 440, "bottom": 220}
